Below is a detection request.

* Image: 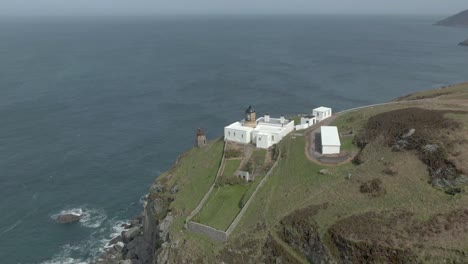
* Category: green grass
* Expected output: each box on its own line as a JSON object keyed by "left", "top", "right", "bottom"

{"left": 166, "top": 139, "right": 224, "bottom": 231}
{"left": 340, "top": 136, "right": 359, "bottom": 152}
{"left": 194, "top": 184, "right": 250, "bottom": 230}
{"left": 236, "top": 129, "right": 466, "bottom": 239}
{"left": 222, "top": 159, "right": 242, "bottom": 177}
{"left": 251, "top": 149, "right": 267, "bottom": 165}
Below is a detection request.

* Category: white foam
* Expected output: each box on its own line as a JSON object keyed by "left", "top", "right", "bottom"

{"left": 51, "top": 207, "right": 108, "bottom": 228}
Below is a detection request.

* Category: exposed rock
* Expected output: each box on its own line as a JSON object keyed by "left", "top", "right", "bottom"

{"left": 158, "top": 213, "right": 174, "bottom": 243}
{"left": 170, "top": 185, "right": 179, "bottom": 194}
{"left": 459, "top": 39, "right": 468, "bottom": 46}
{"left": 55, "top": 213, "right": 82, "bottom": 224}
{"left": 423, "top": 144, "right": 439, "bottom": 153}
{"left": 156, "top": 242, "right": 170, "bottom": 264}
{"left": 152, "top": 183, "right": 165, "bottom": 193}
{"left": 113, "top": 242, "right": 125, "bottom": 253}
{"left": 108, "top": 235, "right": 123, "bottom": 246}
{"left": 122, "top": 226, "right": 141, "bottom": 242}
{"left": 118, "top": 260, "right": 133, "bottom": 264}
{"left": 124, "top": 236, "right": 152, "bottom": 264}
{"left": 402, "top": 128, "right": 415, "bottom": 138}
{"left": 319, "top": 169, "right": 330, "bottom": 175}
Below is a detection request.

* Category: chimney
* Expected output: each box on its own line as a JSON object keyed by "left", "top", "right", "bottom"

{"left": 264, "top": 113, "right": 270, "bottom": 122}
{"left": 280, "top": 115, "right": 285, "bottom": 124}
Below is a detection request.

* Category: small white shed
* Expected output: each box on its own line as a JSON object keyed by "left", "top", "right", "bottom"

{"left": 313, "top": 107, "right": 332, "bottom": 122}
{"left": 321, "top": 126, "right": 341, "bottom": 155}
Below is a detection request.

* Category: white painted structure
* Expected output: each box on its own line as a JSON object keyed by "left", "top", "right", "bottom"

{"left": 224, "top": 122, "right": 254, "bottom": 144}
{"left": 313, "top": 107, "right": 332, "bottom": 122}
{"left": 296, "top": 115, "right": 318, "bottom": 130}
{"left": 321, "top": 126, "right": 341, "bottom": 155}
{"left": 224, "top": 110, "right": 294, "bottom": 149}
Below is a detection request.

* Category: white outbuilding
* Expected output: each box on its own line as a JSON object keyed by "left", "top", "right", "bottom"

{"left": 313, "top": 107, "right": 332, "bottom": 122}
{"left": 321, "top": 126, "right": 341, "bottom": 155}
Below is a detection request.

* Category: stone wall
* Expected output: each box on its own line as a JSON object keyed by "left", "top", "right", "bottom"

{"left": 185, "top": 141, "right": 227, "bottom": 226}
{"left": 187, "top": 221, "right": 227, "bottom": 242}
{"left": 226, "top": 149, "right": 281, "bottom": 237}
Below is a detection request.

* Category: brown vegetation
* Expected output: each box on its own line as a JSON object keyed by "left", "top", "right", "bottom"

{"left": 354, "top": 107, "right": 467, "bottom": 188}
{"left": 359, "top": 178, "right": 386, "bottom": 197}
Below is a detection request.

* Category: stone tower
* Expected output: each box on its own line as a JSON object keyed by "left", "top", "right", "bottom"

{"left": 196, "top": 128, "right": 207, "bottom": 148}
{"left": 244, "top": 105, "right": 257, "bottom": 128}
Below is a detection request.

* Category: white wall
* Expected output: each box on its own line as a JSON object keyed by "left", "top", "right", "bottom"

{"left": 256, "top": 134, "right": 271, "bottom": 149}
{"left": 322, "top": 145, "right": 340, "bottom": 155}
{"left": 224, "top": 127, "right": 250, "bottom": 144}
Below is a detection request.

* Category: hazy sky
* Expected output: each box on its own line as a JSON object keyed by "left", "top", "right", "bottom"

{"left": 0, "top": 0, "right": 466, "bottom": 16}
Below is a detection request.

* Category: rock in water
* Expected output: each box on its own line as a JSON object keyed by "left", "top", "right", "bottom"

{"left": 55, "top": 213, "right": 82, "bottom": 224}
{"left": 459, "top": 39, "right": 468, "bottom": 46}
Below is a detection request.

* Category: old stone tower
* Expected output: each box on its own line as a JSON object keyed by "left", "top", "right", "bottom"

{"left": 244, "top": 105, "right": 257, "bottom": 128}
{"left": 196, "top": 128, "right": 207, "bottom": 148}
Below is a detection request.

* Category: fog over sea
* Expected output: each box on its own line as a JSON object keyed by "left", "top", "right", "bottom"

{"left": 0, "top": 15, "right": 467, "bottom": 264}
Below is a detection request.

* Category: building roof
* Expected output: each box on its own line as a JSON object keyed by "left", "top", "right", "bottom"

{"left": 225, "top": 122, "right": 255, "bottom": 132}
{"left": 321, "top": 126, "right": 341, "bottom": 146}
{"left": 257, "top": 117, "right": 291, "bottom": 126}
{"left": 314, "top": 106, "right": 332, "bottom": 112}
{"left": 196, "top": 128, "right": 205, "bottom": 136}
{"left": 245, "top": 105, "right": 255, "bottom": 114}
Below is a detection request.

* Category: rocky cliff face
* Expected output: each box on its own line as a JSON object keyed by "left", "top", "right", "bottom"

{"left": 94, "top": 181, "right": 174, "bottom": 264}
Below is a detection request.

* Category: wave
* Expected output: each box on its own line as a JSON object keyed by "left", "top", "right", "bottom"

{"left": 50, "top": 207, "right": 107, "bottom": 228}
{"left": 0, "top": 220, "right": 22, "bottom": 237}
{"left": 41, "top": 217, "right": 128, "bottom": 264}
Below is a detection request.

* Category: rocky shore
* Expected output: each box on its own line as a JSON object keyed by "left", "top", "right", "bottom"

{"left": 93, "top": 192, "right": 174, "bottom": 264}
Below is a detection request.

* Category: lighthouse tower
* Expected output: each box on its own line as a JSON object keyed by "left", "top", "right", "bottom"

{"left": 244, "top": 105, "right": 257, "bottom": 128}
{"left": 196, "top": 128, "right": 207, "bottom": 148}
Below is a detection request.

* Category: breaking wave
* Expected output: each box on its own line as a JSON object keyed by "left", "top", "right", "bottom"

{"left": 41, "top": 216, "right": 127, "bottom": 264}
{"left": 50, "top": 207, "right": 107, "bottom": 228}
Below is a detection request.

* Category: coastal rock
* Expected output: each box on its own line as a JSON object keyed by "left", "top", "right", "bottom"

{"left": 124, "top": 236, "right": 152, "bottom": 264}
{"left": 55, "top": 213, "right": 82, "bottom": 224}
{"left": 122, "top": 226, "right": 141, "bottom": 242}
{"left": 459, "top": 39, "right": 468, "bottom": 46}
{"left": 108, "top": 235, "right": 123, "bottom": 246}
{"left": 170, "top": 185, "right": 179, "bottom": 194}
{"left": 159, "top": 213, "right": 174, "bottom": 242}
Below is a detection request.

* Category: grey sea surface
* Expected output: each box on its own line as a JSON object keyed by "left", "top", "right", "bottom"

{"left": 0, "top": 15, "right": 467, "bottom": 264}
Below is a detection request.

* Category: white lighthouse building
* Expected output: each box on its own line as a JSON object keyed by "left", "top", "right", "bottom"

{"left": 224, "top": 106, "right": 294, "bottom": 149}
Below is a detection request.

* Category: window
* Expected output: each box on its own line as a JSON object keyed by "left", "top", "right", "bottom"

{"left": 234, "top": 132, "right": 236, "bottom": 136}
{"left": 228, "top": 132, "right": 231, "bottom": 136}
{"left": 241, "top": 134, "right": 244, "bottom": 138}
{"left": 272, "top": 136, "right": 275, "bottom": 141}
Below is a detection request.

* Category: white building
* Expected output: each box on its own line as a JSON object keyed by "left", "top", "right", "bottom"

{"left": 224, "top": 107, "right": 294, "bottom": 149}
{"left": 313, "top": 107, "right": 332, "bottom": 122}
{"left": 321, "top": 126, "right": 341, "bottom": 155}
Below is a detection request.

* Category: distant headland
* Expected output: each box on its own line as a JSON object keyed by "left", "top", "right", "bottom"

{"left": 435, "top": 9, "right": 468, "bottom": 28}
{"left": 435, "top": 9, "right": 468, "bottom": 46}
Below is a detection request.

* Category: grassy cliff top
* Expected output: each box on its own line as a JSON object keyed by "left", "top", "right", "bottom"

{"left": 151, "top": 82, "right": 468, "bottom": 263}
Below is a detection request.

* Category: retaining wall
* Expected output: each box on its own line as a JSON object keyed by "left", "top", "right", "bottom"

{"left": 187, "top": 221, "right": 227, "bottom": 242}
{"left": 226, "top": 149, "right": 282, "bottom": 237}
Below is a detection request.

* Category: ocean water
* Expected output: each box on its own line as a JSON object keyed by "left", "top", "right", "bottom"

{"left": 0, "top": 15, "right": 467, "bottom": 263}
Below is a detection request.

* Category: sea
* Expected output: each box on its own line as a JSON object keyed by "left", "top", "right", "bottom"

{"left": 0, "top": 15, "right": 467, "bottom": 264}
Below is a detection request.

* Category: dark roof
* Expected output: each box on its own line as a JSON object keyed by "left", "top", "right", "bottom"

{"left": 196, "top": 128, "right": 205, "bottom": 136}
{"left": 245, "top": 105, "right": 255, "bottom": 114}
